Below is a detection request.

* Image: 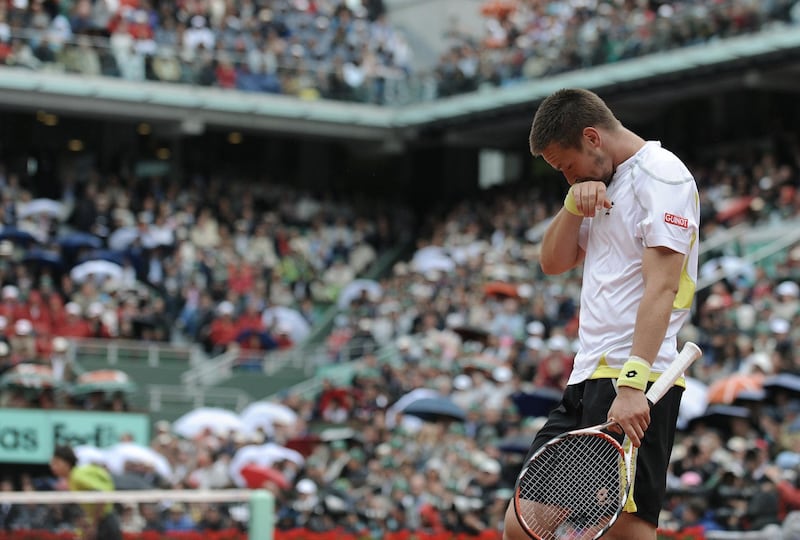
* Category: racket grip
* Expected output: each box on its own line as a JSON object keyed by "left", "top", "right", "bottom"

{"left": 645, "top": 342, "right": 702, "bottom": 405}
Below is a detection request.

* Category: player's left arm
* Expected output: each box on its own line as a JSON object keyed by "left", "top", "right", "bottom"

{"left": 608, "top": 245, "right": 684, "bottom": 446}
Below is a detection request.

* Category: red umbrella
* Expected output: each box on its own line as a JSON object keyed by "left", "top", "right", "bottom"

{"left": 715, "top": 196, "right": 755, "bottom": 223}
{"left": 483, "top": 281, "right": 519, "bottom": 299}
{"left": 707, "top": 373, "right": 764, "bottom": 405}
{"left": 239, "top": 464, "right": 289, "bottom": 490}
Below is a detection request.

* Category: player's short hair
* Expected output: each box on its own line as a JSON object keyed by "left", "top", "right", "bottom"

{"left": 529, "top": 88, "right": 620, "bottom": 156}
{"left": 53, "top": 445, "right": 78, "bottom": 468}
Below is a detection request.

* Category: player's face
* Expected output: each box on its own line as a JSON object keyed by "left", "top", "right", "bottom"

{"left": 541, "top": 140, "right": 614, "bottom": 186}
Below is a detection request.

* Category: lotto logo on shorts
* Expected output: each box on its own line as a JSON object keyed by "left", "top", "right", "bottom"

{"left": 664, "top": 213, "right": 689, "bottom": 228}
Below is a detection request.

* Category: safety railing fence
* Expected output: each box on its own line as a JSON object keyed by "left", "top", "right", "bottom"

{"left": 67, "top": 337, "right": 202, "bottom": 369}
{"left": 0, "top": 489, "right": 275, "bottom": 540}
{"left": 144, "top": 384, "right": 251, "bottom": 414}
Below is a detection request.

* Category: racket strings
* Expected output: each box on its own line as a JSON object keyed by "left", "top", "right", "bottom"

{"left": 516, "top": 434, "right": 626, "bottom": 540}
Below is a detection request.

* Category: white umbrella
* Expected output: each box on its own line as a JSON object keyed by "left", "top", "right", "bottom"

{"left": 677, "top": 377, "right": 709, "bottom": 431}
{"left": 108, "top": 227, "right": 140, "bottom": 251}
{"left": 700, "top": 256, "right": 756, "bottom": 286}
{"left": 337, "top": 278, "right": 383, "bottom": 309}
{"left": 261, "top": 306, "right": 311, "bottom": 343}
{"left": 18, "top": 198, "right": 66, "bottom": 220}
{"left": 173, "top": 407, "right": 248, "bottom": 439}
{"left": 70, "top": 259, "right": 123, "bottom": 283}
{"left": 410, "top": 246, "right": 457, "bottom": 273}
{"left": 229, "top": 443, "right": 305, "bottom": 488}
{"left": 240, "top": 401, "right": 298, "bottom": 434}
{"left": 103, "top": 442, "right": 172, "bottom": 479}
{"left": 74, "top": 444, "right": 107, "bottom": 466}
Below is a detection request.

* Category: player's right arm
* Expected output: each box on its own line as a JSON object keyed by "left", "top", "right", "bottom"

{"left": 540, "top": 211, "right": 585, "bottom": 275}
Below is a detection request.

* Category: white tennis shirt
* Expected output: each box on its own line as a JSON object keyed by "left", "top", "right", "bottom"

{"left": 569, "top": 141, "right": 699, "bottom": 385}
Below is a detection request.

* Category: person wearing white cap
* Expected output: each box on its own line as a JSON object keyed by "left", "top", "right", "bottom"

{"left": 774, "top": 280, "right": 800, "bottom": 321}
{"left": 504, "top": 88, "right": 700, "bottom": 540}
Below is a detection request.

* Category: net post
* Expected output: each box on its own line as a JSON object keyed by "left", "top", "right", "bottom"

{"left": 248, "top": 489, "right": 274, "bottom": 540}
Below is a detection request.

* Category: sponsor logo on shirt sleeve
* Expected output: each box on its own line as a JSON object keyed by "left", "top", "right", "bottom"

{"left": 664, "top": 213, "right": 689, "bottom": 229}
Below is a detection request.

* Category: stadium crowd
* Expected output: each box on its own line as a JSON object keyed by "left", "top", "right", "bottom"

{"left": 0, "top": 167, "right": 411, "bottom": 408}
{"left": 436, "top": 0, "right": 800, "bottom": 97}
{"left": 1, "top": 0, "right": 800, "bottom": 103}
{"left": 0, "top": 132, "right": 799, "bottom": 538}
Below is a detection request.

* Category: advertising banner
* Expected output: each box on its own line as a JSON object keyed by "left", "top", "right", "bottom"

{"left": 0, "top": 409, "right": 150, "bottom": 463}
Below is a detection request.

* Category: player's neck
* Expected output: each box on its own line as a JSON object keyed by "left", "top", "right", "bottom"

{"left": 608, "top": 128, "right": 647, "bottom": 168}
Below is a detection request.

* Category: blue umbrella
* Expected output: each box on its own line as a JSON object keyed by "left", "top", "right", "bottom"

{"left": 57, "top": 231, "right": 103, "bottom": 250}
{"left": 22, "top": 248, "right": 64, "bottom": 269}
{"left": 77, "top": 249, "right": 126, "bottom": 265}
{"left": 511, "top": 387, "right": 563, "bottom": 418}
{"left": 0, "top": 226, "right": 37, "bottom": 245}
{"left": 496, "top": 433, "right": 533, "bottom": 454}
{"left": 402, "top": 396, "right": 466, "bottom": 423}
{"left": 764, "top": 373, "right": 800, "bottom": 398}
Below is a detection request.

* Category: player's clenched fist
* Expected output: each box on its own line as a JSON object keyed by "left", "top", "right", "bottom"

{"left": 564, "top": 181, "right": 613, "bottom": 218}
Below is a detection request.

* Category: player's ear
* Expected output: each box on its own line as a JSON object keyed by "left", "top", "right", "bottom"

{"left": 583, "top": 127, "right": 601, "bottom": 148}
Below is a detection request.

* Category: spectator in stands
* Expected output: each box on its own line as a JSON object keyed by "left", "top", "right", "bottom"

{"left": 50, "top": 445, "right": 121, "bottom": 540}
{"left": 162, "top": 502, "right": 195, "bottom": 533}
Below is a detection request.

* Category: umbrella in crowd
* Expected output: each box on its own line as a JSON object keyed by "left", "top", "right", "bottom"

{"left": 483, "top": 281, "right": 519, "bottom": 298}
{"left": 69, "top": 370, "right": 137, "bottom": 397}
{"left": 763, "top": 373, "right": 800, "bottom": 401}
{"left": 77, "top": 249, "right": 125, "bottom": 265}
{"left": 57, "top": 231, "right": 104, "bottom": 250}
{"left": 261, "top": 306, "right": 311, "bottom": 343}
{"left": 706, "top": 373, "right": 764, "bottom": 405}
{"left": 74, "top": 445, "right": 108, "bottom": 466}
{"left": 715, "top": 195, "right": 756, "bottom": 223}
{"left": 677, "top": 377, "right": 710, "bottom": 430}
{"left": 239, "top": 464, "right": 290, "bottom": 490}
{"left": 496, "top": 433, "right": 534, "bottom": 454}
{"left": 104, "top": 442, "right": 173, "bottom": 480}
{"left": 402, "top": 396, "right": 466, "bottom": 423}
{"left": 22, "top": 248, "right": 64, "bottom": 270}
{"left": 386, "top": 388, "right": 441, "bottom": 429}
{"left": 173, "top": 407, "right": 248, "bottom": 439}
{"left": 18, "top": 198, "right": 66, "bottom": 220}
{"left": 0, "top": 363, "right": 60, "bottom": 390}
{"left": 699, "top": 256, "right": 756, "bottom": 287}
{"left": 70, "top": 259, "right": 123, "bottom": 284}
{"left": 240, "top": 401, "right": 299, "bottom": 436}
{"left": 510, "top": 387, "right": 563, "bottom": 418}
{"left": 450, "top": 324, "right": 491, "bottom": 345}
{"left": 229, "top": 443, "right": 305, "bottom": 488}
{"left": 0, "top": 226, "right": 38, "bottom": 245}
{"left": 337, "top": 278, "right": 383, "bottom": 309}
{"left": 410, "top": 246, "right": 455, "bottom": 274}
{"left": 108, "top": 227, "right": 141, "bottom": 251}
{"left": 687, "top": 404, "right": 753, "bottom": 435}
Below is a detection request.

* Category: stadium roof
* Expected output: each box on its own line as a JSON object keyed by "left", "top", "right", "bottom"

{"left": 2, "top": 24, "right": 799, "bottom": 145}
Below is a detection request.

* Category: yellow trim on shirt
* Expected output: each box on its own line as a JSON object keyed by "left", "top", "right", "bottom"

{"left": 673, "top": 231, "right": 697, "bottom": 310}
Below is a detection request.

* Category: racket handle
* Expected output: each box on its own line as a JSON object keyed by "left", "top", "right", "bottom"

{"left": 645, "top": 342, "right": 702, "bottom": 406}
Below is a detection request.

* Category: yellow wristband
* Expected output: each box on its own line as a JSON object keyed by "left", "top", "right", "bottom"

{"left": 617, "top": 356, "right": 651, "bottom": 392}
{"left": 564, "top": 187, "right": 583, "bottom": 216}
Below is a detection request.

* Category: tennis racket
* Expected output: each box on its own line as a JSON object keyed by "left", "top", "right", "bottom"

{"left": 513, "top": 341, "right": 702, "bottom": 540}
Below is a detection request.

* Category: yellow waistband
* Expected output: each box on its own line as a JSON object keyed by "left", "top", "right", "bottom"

{"left": 589, "top": 365, "right": 686, "bottom": 388}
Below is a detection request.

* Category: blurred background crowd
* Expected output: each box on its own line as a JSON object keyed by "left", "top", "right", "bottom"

{"left": 1, "top": 0, "right": 799, "bottom": 103}
{"left": 0, "top": 130, "right": 798, "bottom": 538}
{"left": 1, "top": 0, "right": 800, "bottom": 539}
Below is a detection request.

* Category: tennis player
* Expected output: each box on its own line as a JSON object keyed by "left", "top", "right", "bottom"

{"left": 503, "top": 88, "right": 699, "bottom": 540}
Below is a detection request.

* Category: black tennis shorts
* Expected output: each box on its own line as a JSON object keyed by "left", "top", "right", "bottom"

{"left": 522, "top": 378, "right": 683, "bottom": 526}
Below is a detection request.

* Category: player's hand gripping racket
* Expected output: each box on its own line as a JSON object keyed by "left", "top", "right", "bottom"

{"left": 513, "top": 342, "right": 702, "bottom": 540}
